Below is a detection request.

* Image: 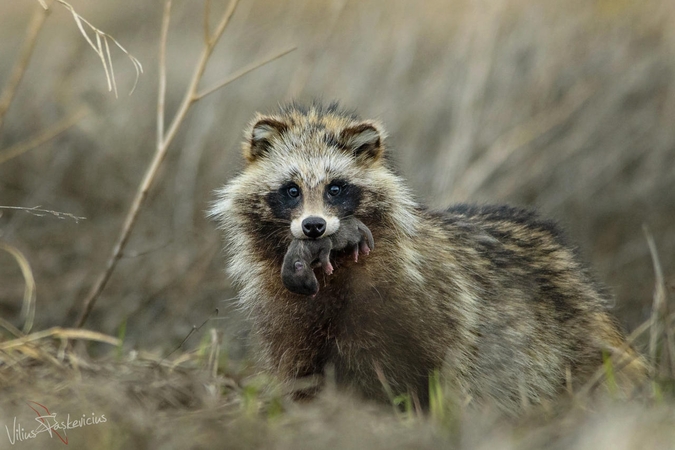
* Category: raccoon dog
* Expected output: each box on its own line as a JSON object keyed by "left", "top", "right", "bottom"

{"left": 210, "top": 102, "right": 646, "bottom": 412}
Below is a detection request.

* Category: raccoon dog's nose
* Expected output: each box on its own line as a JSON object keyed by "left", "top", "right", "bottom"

{"left": 302, "top": 217, "right": 326, "bottom": 238}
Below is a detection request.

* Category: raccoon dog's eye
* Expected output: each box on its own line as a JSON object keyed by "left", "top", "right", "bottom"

{"left": 287, "top": 185, "right": 300, "bottom": 198}
{"left": 328, "top": 184, "right": 342, "bottom": 197}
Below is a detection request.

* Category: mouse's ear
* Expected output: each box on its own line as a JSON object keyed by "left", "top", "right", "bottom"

{"left": 338, "top": 122, "right": 385, "bottom": 164}
{"left": 243, "top": 116, "right": 288, "bottom": 163}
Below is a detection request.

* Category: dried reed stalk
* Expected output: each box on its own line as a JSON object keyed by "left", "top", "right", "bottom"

{"left": 0, "top": 242, "right": 36, "bottom": 334}
{"left": 644, "top": 225, "right": 674, "bottom": 378}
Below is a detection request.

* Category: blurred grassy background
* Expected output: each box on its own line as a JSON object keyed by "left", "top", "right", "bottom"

{"left": 0, "top": 0, "right": 673, "bottom": 359}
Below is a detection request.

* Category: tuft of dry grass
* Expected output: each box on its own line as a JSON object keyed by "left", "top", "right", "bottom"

{"left": 35, "top": 0, "right": 143, "bottom": 97}
{"left": 0, "top": 320, "right": 674, "bottom": 449}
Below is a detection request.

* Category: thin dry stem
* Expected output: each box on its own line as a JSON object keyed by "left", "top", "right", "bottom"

{"left": 0, "top": 4, "right": 50, "bottom": 133}
{"left": 644, "top": 225, "right": 674, "bottom": 377}
{"left": 162, "top": 0, "right": 240, "bottom": 148}
{"left": 204, "top": 0, "right": 211, "bottom": 46}
{"left": 374, "top": 361, "right": 397, "bottom": 408}
{"left": 0, "top": 242, "right": 36, "bottom": 334}
{"left": 0, "top": 107, "right": 88, "bottom": 165}
{"left": 194, "top": 46, "right": 297, "bottom": 101}
{"left": 158, "top": 309, "right": 218, "bottom": 367}
{"left": 207, "top": 328, "right": 220, "bottom": 378}
{"left": 0, "top": 206, "right": 86, "bottom": 222}
{"left": 157, "top": 1, "right": 171, "bottom": 148}
{"left": 0, "top": 317, "right": 24, "bottom": 339}
{"left": 207, "top": 0, "right": 239, "bottom": 47}
{"left": 0, "top": 327, "right": 120, "bottom": 351}
{"left": 103, "top": 34, "right": 118, "bottom": 97}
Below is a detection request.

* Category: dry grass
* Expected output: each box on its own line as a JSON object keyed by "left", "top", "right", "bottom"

{"left": 1, "top": 0, "right": 675, "bottom": 448}
{"left": 0, "top": 322, "right": 673, "bottom": 449}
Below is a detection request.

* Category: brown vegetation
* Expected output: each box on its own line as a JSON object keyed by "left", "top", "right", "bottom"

{"left": 0, "top": 0, "right": 674, "bottom": 448}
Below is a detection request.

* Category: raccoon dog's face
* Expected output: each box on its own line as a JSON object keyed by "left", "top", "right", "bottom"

{"left": 213, "top": 105, "right": 390, "bottom": 259}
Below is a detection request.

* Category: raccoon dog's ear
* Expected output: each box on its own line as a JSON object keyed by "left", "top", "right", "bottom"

{"left": 244, "top": 117, "right": 288, "bottom": 162}
{"left": 339, "top": 122, "right": 384, "bottom": 163}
